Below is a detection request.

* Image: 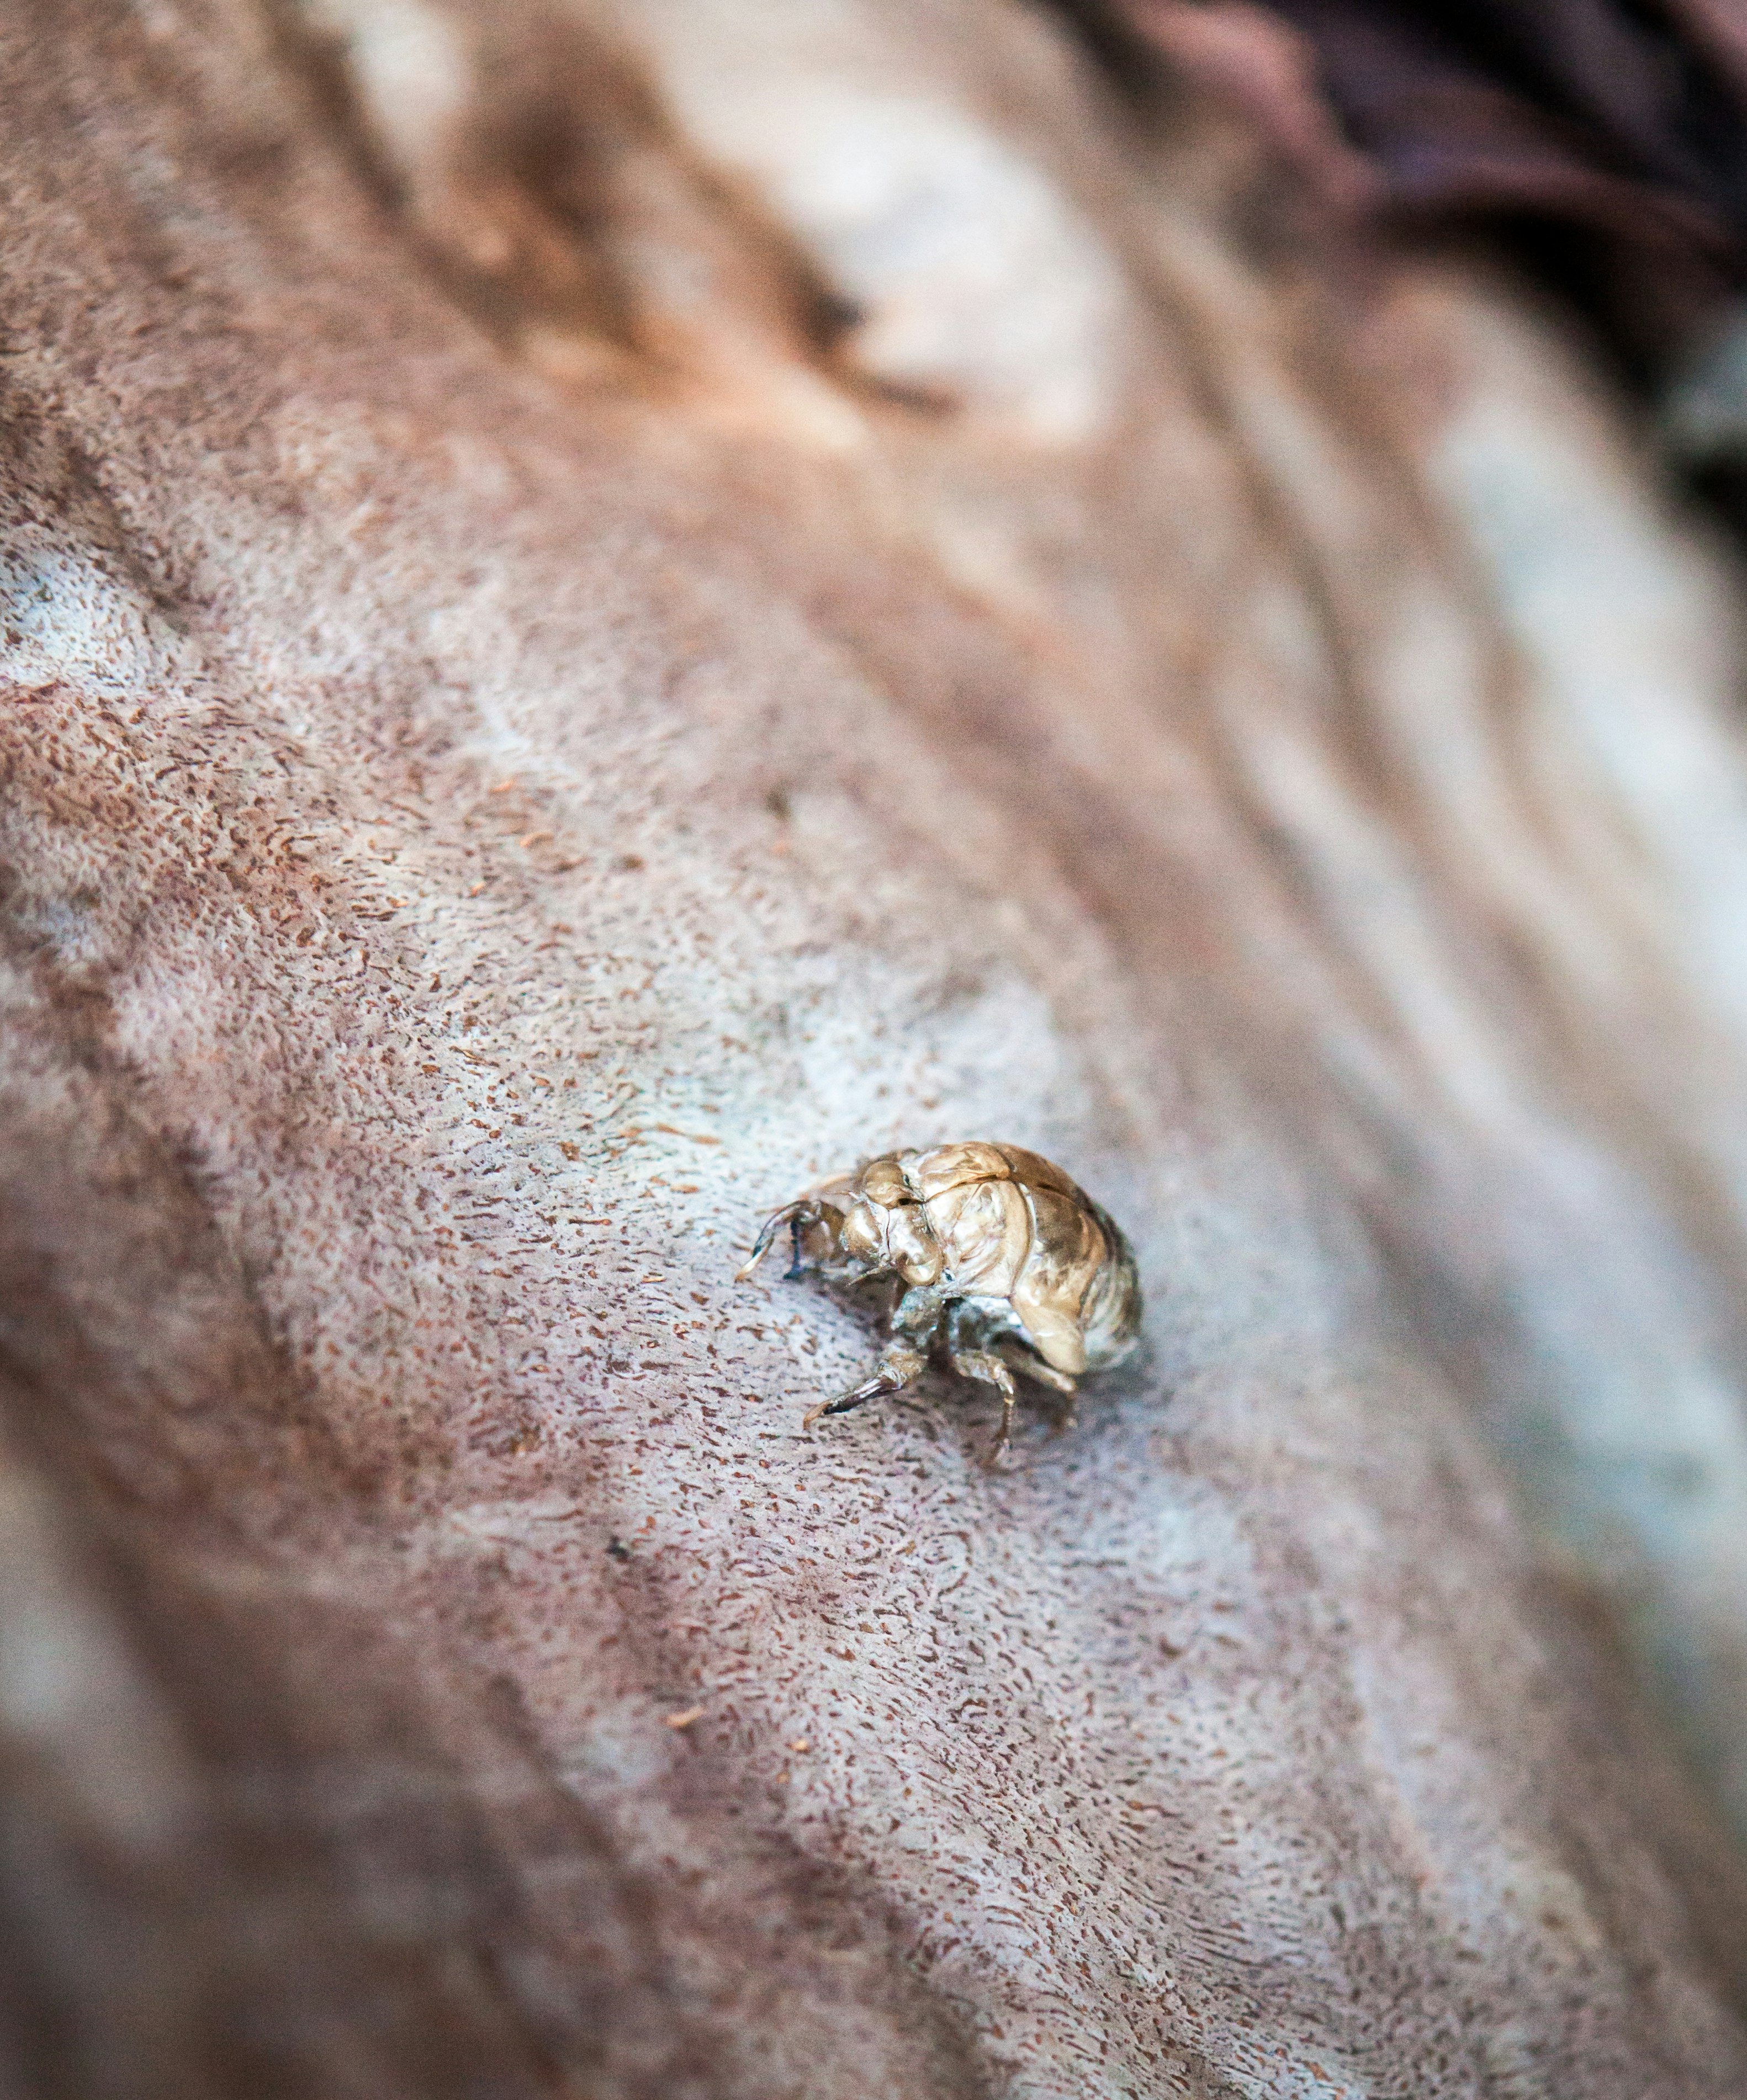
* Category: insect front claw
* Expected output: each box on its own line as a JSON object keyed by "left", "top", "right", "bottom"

{"left": 802, "top": 1342, "right": 927, "bottom": 1432}
{"left": 735, "top": 1202, "right": 803, "bottom": 1282}
{"left": 802, "top": 1370, "right": 898, "bottom": 1430}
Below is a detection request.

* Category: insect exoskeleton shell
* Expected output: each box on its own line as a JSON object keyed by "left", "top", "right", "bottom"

{"left": 851, "top": 1141, "right": 1140, "bottom": 1375}
{"left": 737, "top": 1137, "right": 1142, "bottom": 1462}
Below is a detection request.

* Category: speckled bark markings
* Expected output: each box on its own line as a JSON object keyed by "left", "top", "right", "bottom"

{"left": 4, "top": 0, "right": 1747, "bottom": 2094}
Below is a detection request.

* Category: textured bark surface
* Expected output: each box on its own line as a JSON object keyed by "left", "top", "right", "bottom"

{"left": 7, "top": 2, "right": 1747, "bottom": 2094}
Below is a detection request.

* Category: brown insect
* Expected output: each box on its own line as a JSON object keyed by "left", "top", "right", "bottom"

{"left": 736, "top": 1141, "right": 1142, "bottom": 1463}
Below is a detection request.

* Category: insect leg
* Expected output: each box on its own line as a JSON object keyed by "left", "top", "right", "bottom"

{"left": 890, "top": 1284, "right": 948, "bottom": 1342}
{"left": 735, "top": 1203, "right": 812, "bottom": 1282}
{"left": 947, "top": 1346, "right": 1021, "bottom": 1467}
{"left": 813, "top": 1258, "right": 885, "bottom": 1287}
{"left": 802, "top": 1341, "right": 927, "bottom": 1428}
{"left": 802, "top": 1285, "right": 943, "bottom": 1430}
{"left": 997, "top": 1344, "right": 1078, "bottom": 1433}
{"left": 1009, "top": 1352, "right": 1074, "bottom": 1394}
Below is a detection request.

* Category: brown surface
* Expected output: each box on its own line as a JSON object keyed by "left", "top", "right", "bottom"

{"left": 7, "top": 1, "right": 1747, "bottom": 2093}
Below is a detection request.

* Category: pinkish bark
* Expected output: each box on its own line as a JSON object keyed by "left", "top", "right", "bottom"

{"left": 5, "top": 2, "right": 1747, "bottom": 2094}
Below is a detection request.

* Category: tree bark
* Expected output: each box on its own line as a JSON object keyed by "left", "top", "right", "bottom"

{"left": 6, "top": 2, "right": 1747, "bottom": 2093}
